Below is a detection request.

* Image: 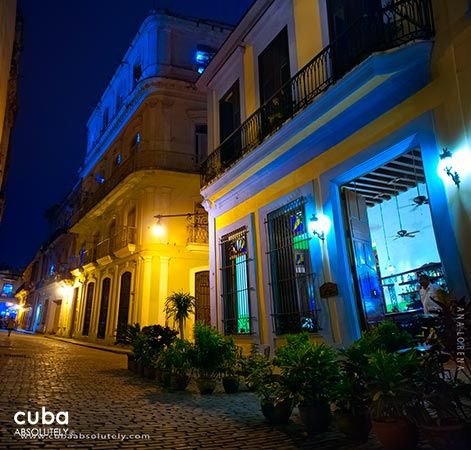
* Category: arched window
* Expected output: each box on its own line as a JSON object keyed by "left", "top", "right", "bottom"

{"left": 82, "top": 282, "right": 95, "bottom": 336}
{"left": 116, "top": 272, "right": 132, "bottom": 342}
{"left": 97, "top": 278, "right": 111, "bottom": 339}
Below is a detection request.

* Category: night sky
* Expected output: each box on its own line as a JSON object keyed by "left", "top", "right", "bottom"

{"left": 0, "top": 0, "right": 253, "bottom": 270}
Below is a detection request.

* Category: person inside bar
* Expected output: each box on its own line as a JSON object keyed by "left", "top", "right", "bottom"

{"left": 418, "top": 273, "right": 441, "bottom": 314}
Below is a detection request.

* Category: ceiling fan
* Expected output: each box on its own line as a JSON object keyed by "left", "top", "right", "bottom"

{"left": 391, "top": 190, "right": 420, "bottom": 240}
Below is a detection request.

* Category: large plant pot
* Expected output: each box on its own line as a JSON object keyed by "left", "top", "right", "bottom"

{"left": 422, "top": 420, "right": 468, "bottom": 450}
{"left": 298, "top": 401, "right": 332, "bottom": 434}
{"left": 261, "top": 399, "right": 293, "bottom": 425}
{"left": 127, "top": 354, "right": 137, "bottom": 372}
{"left": 196, "top": 377, "right": 217, "bottom": 395}
{"left": 143, "top": 366, "right": 156, "bottom": 379}
{"left": 170, "top": 373, "right": 190, "bottom": 391}
{"left": 222, "top": 376, "right": 240, "bottom": 394}
{"left": 159, "top": 370, "right": 171, "bottom": 388}
{"left": 137, "top": 360, "right": 145, "bottom": 377}
{"left": 372, "top": 418, "right": 418, "bottom": 450}
{"left": 334, "top": 410, "right": 371, "bottom": 442}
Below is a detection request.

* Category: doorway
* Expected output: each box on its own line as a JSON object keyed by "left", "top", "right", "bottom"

{"left": 341, "top": 149, "right": 446, "bottom": 328}
{"left": 194, "top": 271, "right": 210, "bottom": 325}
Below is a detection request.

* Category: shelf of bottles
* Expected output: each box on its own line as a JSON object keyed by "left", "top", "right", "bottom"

{"left": 380, "top": 262, "right": 446, "bottom": 314}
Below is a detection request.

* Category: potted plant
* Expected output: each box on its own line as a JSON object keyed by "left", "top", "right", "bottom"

{"left": 164, "top": 291, "right": 196, "bottom": 340}
{"left": 333, "top": 344, "right": 372, "bottom": 442}
{"left": 189, "top": 323, "right": 227, "bottom": 394}
{"left": 367, "top": 350, "right": 422, "bottom": 450}
{"left": 239, "top": 344, "right": 265, "bottom": 391}
{"left": 163, "top": 339, "right": 192, "bottom": 391}
{"left": 274, "top": 334, "right": 339, "bottom": 434}
{"left": 141, "top": 325, "right": 178, "bottom": 379}
{"left": 418, "top": 348, "right": 471, "bottom": 450}
{"left": 117, "top": 323, "right": 141, "bottom": 372}
{"left": 246, "top": 353, "right": 294, "bottom": 425}
{"left": 222, "top": 338, "right": 240, "bottom": 394}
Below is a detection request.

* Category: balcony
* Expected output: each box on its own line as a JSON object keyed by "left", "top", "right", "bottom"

{"left": 113, "top": 226, "right": 137, "bottom": 258}
{"left": 70, "top": 146, "right": 199, "bottom": 226}
{"left": 186, "top": 214, "right": 209, "bottom": 253}
{"left": 201, "top": 0, "right": 435, "bottom": 187}
{"left": 95, "top": 239, "right": 113, "bottom": 266}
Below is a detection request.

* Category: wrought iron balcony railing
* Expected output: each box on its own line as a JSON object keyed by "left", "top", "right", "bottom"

{"left": 113, "top": 226, "right": 137, "bottom": 251}
{"left": 201, "top": 0, "right": 434, "bottom": 186}
{"left": 186, "top": 214, "right": 209, "bottom": 245}
{"left": 69, "top": 147, "right": 199, "bottom": 226}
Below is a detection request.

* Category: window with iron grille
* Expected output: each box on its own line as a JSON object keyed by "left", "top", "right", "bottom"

{"left": 220, "top": 227, "right": 251, "bottom": 335}
{"left": 266, "top": 198, "right": 318, "bottom": 335}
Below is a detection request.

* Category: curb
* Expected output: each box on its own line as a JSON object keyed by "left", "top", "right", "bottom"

{"left": 44, "top": 335, "right": 132, "bottom": 355}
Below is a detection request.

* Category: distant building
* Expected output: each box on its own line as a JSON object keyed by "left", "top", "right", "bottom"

{"left": 20, "top": 11, "right": 231, "bottom": 343}
{"left": 197, "top": 0, "right": 471, "bottom": 351}
{"left": 0, "top": 0, "right": 22, "bottom": 221}
{"left": 0, "top": 267, "right": 22, "bottom": 322}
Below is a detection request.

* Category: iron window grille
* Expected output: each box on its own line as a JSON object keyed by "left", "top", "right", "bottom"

{"left": 266, "top": 198, "right": 319, "bottom": 335}
{"left": 220, "top": 227, "right": 252, "bottom": 335}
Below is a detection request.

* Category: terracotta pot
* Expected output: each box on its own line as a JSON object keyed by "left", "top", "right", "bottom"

{"left": 372, "top": 418, "right": 418, "bottom": 450}
{"left": 422, "top": 420, "right": 468, "bottom": 450}
{"left": 335, "top": 410, "right": 371, "bottom": 442}
{"left": 137, "top": 360, "right": 144, "bottom": 377}
{"left": 127, "top": 354, "right": 137, "bottom": 372}
{"left": 222, "top": 376, "right": 240, "bottom": 394}
{"left": 196, "top": 377, "right": 217, "bottom": 395}
{"left": 298, "top": 401, "right": 332, "bottom": 434}
{"left": 159, "top": 370, "right": 171, "bottom": 387}
{"left": 170, "top": 373, "right": 190, "bottom": 391}
{"left": 260, "top": 399, "right": 293, "bottom": 425}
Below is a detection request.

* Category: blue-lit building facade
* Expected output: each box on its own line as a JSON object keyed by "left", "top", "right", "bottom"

{"left": 198, "top": 0, "right": 471, "bottom": 350}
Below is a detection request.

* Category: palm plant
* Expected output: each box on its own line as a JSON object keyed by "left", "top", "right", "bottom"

{"left": 164, "top": 291, "right": 196, "bottom": 339}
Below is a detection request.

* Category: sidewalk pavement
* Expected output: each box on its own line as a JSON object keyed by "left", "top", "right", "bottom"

{"left": 44, "top": 334, "right": 131, "bottom": 354}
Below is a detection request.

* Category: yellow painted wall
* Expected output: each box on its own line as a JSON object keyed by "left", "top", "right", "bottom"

{"left": 0, "top": 0, "right": 16, "bottom": 147}
{"left": 431, "top": 0, "right": 471, "bottom": 287}
{"left": 292, "top": 0, "right": 325, "bottom": 68}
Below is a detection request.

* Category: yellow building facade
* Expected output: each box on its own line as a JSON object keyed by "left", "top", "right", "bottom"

{"left": 19, "top": 12, "right": 230, "bottom": 344}
{"left": 198, "top": 0, "right": 471, "bottom": 351}
{"left": 0, "top": 0, "right": 20, "bottom": 221}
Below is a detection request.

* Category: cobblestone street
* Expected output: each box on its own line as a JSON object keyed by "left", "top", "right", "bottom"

{"left": 0, "top": 331, "right": 432, "bottom": 450}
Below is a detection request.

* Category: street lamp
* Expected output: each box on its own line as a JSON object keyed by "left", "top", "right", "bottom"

{"left": 309, "top": 213, "right": 331, "bottom": 241}
{"left": 152, "top": 212, "right": 207, "bottom": 236}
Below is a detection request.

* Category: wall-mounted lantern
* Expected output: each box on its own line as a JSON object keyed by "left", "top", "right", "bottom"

{"left": 309, "top": 213, "right": 331, "bottom": 241}
{"left": 152, "top": 212, "right": 207, "bottom": 237}
{"left": 439, "top": 147, "right": 461, "bottom": 188}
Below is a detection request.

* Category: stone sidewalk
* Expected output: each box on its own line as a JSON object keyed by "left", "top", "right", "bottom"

{"left": 0, "top": 331, "right": 433, "bottom": 449}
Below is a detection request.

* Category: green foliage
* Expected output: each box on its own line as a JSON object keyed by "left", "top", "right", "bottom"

{"left": 367, "top": 350, "right": 422, "bottom": 421}
{"left": 116, "top": 323, "right": 141, "bottom": 347}
{"left": 164, "top": 291, "right": 196, "bottom": 339}
{"left": 358, "top": 321, "right": 415, "bottom": 354}
{"left": 274, "top": 333, "right": 340, "bottom": 405}
{"left": 189, "top": 322, "right": 234, "bottom": 378}
{"left": 128, "top": 324, "right": 177, "bottom": 367}
{"left": 157, "top": 339, "right": 192, "bottom": 375}
{"left": 246, "top": 353, "right": 293, "bottom": 405}
{"left": 334, "top": 344, "right": 371, "bottom": 414}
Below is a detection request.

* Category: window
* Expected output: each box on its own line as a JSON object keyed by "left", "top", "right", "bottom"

{"left": 130, "top": 132, "right": 141, "bottom": 150}
{"left": 220, "top": 227, "right": 251, "bottom": 335}
{"left": 48, "top": 263, "right": 56, "bottom": 277}
{"left": 195, "top": 45, "right": 217, "bottom": 74}
{"left": 116, "top": 272, "right": 132, "bottom": 342}
{"left": 95, "top": 173, "right": 105, "bottom": 184}
{"left": 266, "top": 198, "right": 318, "bottom": 335}
{"left": 133, "top": 63, "right": 142, "bottom": 88}
{"left": 115, "top": 153, "right": 122, "bottom": 166}
{"left": 258, "top": 27, "right": 290, "bottom": 105}
{"left": 219, "top": 80, "right": 241, "bottom": 166}
{"left": 97, "top": 278, "right": 111, "bottom": 339}
{"left": 82, "top": 282, "right": 95, "bottom": 336}
{"left": 2, "top": 283, "right": 13, "bottom": 296}
{"left": 116, "top": 91, "right": 123, "bottom": 111}
{"left": 195, "top": 124, "right": 208, "bottom": 163}
{"left": 102, "top": 107, "right": 110, "bottom": 130}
